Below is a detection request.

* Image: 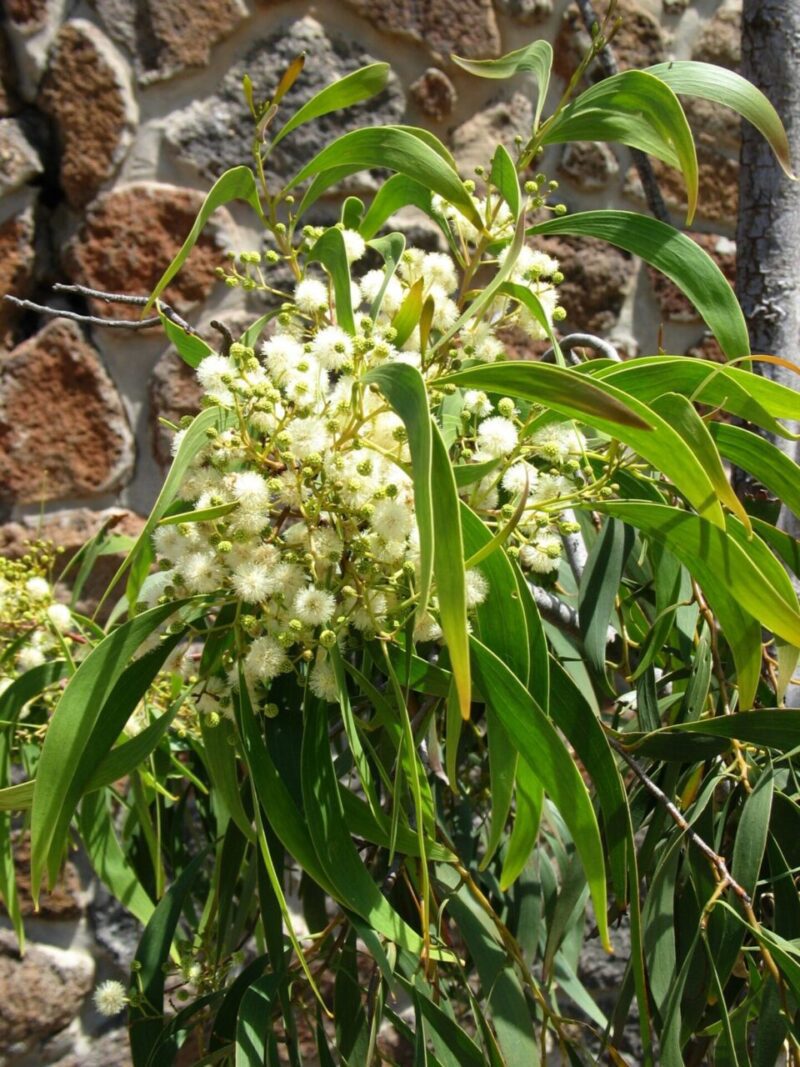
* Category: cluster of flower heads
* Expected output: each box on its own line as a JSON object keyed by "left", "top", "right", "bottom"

{"left": 152, "top": 225, "right": 588, "bottom": 708}
{"left": 0, "top": 541, "right": 75, "bottom": 698}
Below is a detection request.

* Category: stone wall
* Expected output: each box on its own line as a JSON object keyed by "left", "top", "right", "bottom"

{"left": 0, "top": 0, "right": 742, "bottom": 1062}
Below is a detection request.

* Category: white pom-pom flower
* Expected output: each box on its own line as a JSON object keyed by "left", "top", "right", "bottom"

{"left": 94, "top": 980, "right": 128, "bottom": 1017}
{"left": 476, "top": 416, "right": 518, "bottom": 459}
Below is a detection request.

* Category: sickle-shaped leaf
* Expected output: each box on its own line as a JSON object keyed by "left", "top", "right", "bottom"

{"left": 489, "top": 143, "right": 521, "bottom": 219}
{"left": 366, "top": 232, "right": 406, "bottom": 319}
{"left": 651, "top": 392, "right": 751, "bottom": 530}
{"left": 288, "top": 127, "right": 483, "bottom": 232}
{"left": 544, "top": 71, "right": 698, "bottom": 224}
{"left": 145, "top": 166, "right": 264, "bottom": 313}
{"left": 586, "top": 356, "right": 797, "bottom": 439}
{"left": 646, "top": 60, "right": 794, "bottom": 178}
{"left": 129, "top": 850, "right": 208, "bottom": 1066}
{"left": 271, "top": 62, "right": 390, "bottom": 148}
{"left": 452, "top": 40, "right": 553, "bottom": 131}
{"left": 528, "top": 212, "right": 750, "bottom": 359}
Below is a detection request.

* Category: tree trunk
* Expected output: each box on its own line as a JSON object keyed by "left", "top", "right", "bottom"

{"left": 737, "top": 0, "right": 800, "bottom": 702}
{"left": 737, "top": 0, "right": 800, "bottom": 491}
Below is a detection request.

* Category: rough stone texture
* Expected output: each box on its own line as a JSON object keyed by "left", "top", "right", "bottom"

{"left": 0, "top": 507, "right": 145, "bottom": 616}
{"left": 0, "top": 320, "right": 135, "bottom": 505}
{"left": 90, "top": 0, "right": 248, "bottom": 85}
{"left": 37, "top": 21, "right": 137, "bottom": 210}
{"left": 88, "top": 882, "right": 142, "bottom": 971}
{"left": 624, "top": 146, "right": 739, "bottom": 224}
{"left": 31, "top": 1026, "right": 132, "bottom": 1067}
{"left": 691, "top": 7, "right": 741, "bottom": 70}
{"left": 341, "top": 0, "right": 500, "bottom": 61}
{"left": 558, "top": 140, "right": 619, "bottom": 190}
{"left": 538, "top": 234, "right": 635, "bottom": 334}
{"left": 495, "top": 0, "right": 553, "bottom": 23}
{"left": 0, "top": 118, "right": 42, "bottom": 197}
{"left": 1, "top": 836, "right": 84, "bottom": 920}
{"left": 409, "top": 68, "right": 457, "bottom": 121}
{"left": 64, "top": 182, "right": 234, "bottom": 321}
{"left": 452, "top": 92, "right": 533, "bottom": 174}
{"left": 554, "top": 0, "right": 666, "bottom": 84}
{"left": 685, "top": 94, "right": 741, "bottom": 154}
{"left": 0, "top": 206, "right": 36, "bottom": 346}
{"left": 165, "top": 18, "right": 405, "bottom": 186}
{"left": 648, "top": 233, "right": 736, "bottom": 323}
{"left": 149, "top": 351, "right": 205, "bottom": 468}
{"left": 0, "top": 930, "right": 93, "bottom": 1049}
{"left": 0, "top": 31, "right": 21, "bottom": 117}
{"left": 4, "top": 0, "right": 55, "bottom": 34}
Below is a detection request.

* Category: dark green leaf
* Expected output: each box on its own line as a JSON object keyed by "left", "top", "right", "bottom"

{"left": 529, "top": 213, "right": 750, "bottom": 359}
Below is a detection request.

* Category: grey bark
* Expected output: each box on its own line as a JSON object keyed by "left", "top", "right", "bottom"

{"left": 737, "top": 0, "right": 800, "bottom": 702}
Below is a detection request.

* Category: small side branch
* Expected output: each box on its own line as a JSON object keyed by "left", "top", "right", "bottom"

{"left": 4, "top": 285, "right": 194, "bottom": 333}
{"left": 608, "top": 736, "right": 752, "bottom": 907}
{"left": 541, "top": 332, "right": 622, "bottom": 366}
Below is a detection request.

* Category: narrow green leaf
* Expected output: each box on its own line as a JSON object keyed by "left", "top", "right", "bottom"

{"left": 272, "top": 63, "right": 390, "bottom": 148}
{"left": 529, "top": 213, "right": 750, "bottom": 359}
{"left": 545, "top": 71, "right": 698, "bottom": 223}
{"left": 392, "top": 278, "right": 425, "bottom": 349}
{"left": 445, "top": 876, "right": 539, "bottom": 1065}
{"left": 307, "top": 227, "right": 355, "bottom": 334}
{"left": 651, "top": 710, "right": 800, "bottom": 752}
{"left": 549, "top": 660, "right": 629, "bottom": 904}
{"left": 646, "top": 60, "right": 794, "bottom": 177}
{"left": 600, "top": 503, "right": 800, "bottom": 646}
{"left": 366, "top": 232, "right": 406, "bottom": 320}
{"left": 100, "top": 406, "right": 234, "bottom": 613}
{"left": 579, "top": 517, "right": 633, "bottom": 678}
{"left": 199, "top": 716, "right": 254, "bottom": 841}
{"left": 598, "top": 502, "right": 800, "bottom": 705}
{"left": 359, "top": 174, "right": 440, "bottom": 241}
{"left": 587, "top": 356, "right": 798, "bottom": 438}
{"left": 145, "top": 167, "right": 264, "bottom": 313}
{"left": 289, "top": 127, "right": 483, "bottom": 232}
{"left": 651, "top": 393, "right": 751, "bottom": 530}
{"left": 79, "top": 790, "right": 155, "bottom": 928}
{"left": 159, "top": 502, "right": 238, "bottom": 526}
{"left": 452, "top": 40, "right": 552, "bottom": 130}
{"left": 30, "top": 600, "right": 200, "bottom": 897}
{"left": 301, "top": 697, "right": 451, "bottom": 958}
{"left": 239, "top": 309, "right": 281, "bottom": 348}
{"left": 499, "top": 760, "right": 543, "bottom": 890}
{"left": 489, "top": 143, "right": 520, "bottom": 219}
{"left": 470, "top": 636, "right": 610, "bottom": 950}
{"left": 711, "top": 422, "right": 800, "bottom": 520}
{"left": 130, "top": 851, "right": 208, "bottom": 1067}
